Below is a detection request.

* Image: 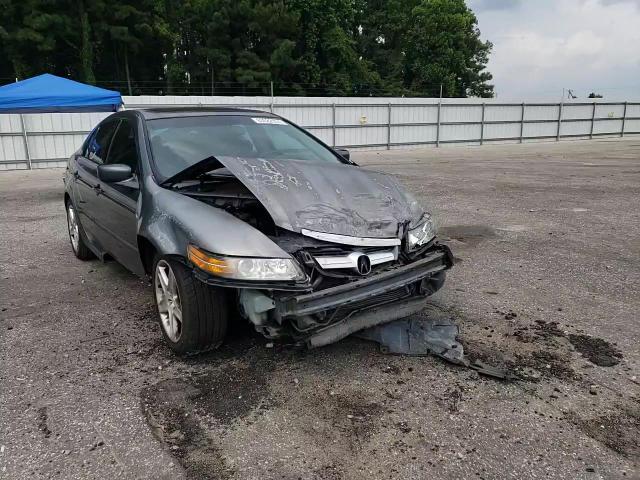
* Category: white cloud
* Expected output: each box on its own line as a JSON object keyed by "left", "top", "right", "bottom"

{"left": 469, "top": 0, "right": 523, "bottom": 11}
{"left": 468, "top": 0, "right": 640, "bottom": 100}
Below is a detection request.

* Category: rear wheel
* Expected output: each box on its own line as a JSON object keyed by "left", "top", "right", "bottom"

{"left": 153, "top": 256, "right": 229, "bottom": 355}
{"left": 66, "top": 201, "right": 93, "bottom": 260}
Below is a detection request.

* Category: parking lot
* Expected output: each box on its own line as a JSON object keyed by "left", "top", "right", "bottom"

{"left": 1, "top": 138, "right": 639, "bottom": 479}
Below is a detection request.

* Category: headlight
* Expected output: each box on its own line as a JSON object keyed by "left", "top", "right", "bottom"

{"left": 407, "top": 215, "right": 437, "bottom": 250}
{"left": 187, "top": 245, "right": 306, "bottom": 281}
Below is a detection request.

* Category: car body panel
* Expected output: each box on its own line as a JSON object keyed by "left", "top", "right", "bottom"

{"left": 138, "top": 180, "right": 291, "bottom": 260}
{"left": 63, "top": 108, "right": 452, "bottom": 344}
{"left": 215, "top": 156, "right": 425, "bottom": 239}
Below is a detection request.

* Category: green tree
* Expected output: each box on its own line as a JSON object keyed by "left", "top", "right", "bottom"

{"left": 0, "top": 0, "right": 493, "bottom": 98}
{"left": 404, "top": 0, "right": 493, "bottom": 97}
{"left": 356, "top": 0, "right": 420, "bottom": 95}
{"left": 0, "top": 0, "right": 71, "bottom": 79}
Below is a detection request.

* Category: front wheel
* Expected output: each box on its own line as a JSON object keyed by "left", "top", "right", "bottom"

{"left": 153, "top": 256, "right": 229, "bottom": 355}
{"left": 66, "top": 201, "right": 94, "bottom": 260}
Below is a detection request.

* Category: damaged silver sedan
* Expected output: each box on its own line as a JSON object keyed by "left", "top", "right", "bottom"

{"left": 63, "top": 108, "right": 453, "bottom": 354}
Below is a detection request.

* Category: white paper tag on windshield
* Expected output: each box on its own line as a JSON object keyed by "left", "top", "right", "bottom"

{"left": 251, "top": 117, "right": 286, "bottom": 125}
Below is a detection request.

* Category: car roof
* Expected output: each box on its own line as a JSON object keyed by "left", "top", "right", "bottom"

{"left": 132, "top": 107, "right": 277, "bottom": 120}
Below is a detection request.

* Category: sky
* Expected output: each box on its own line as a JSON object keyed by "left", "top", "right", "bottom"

{"left": 467, "top": 0, "right": 640, "bottom": 100}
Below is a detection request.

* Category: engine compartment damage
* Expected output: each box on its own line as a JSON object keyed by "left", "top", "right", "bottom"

{"left": 169, "top": 155, "right": 456, "bottom": 349}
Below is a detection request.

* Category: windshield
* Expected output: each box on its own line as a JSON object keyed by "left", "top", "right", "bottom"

{"left": 147, "top": 114, "right": 341, "bottom": 180}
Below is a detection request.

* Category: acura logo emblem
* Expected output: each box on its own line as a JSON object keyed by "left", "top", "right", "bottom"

{"left": 356, "top": 255, "right": 372, "bottom": 275}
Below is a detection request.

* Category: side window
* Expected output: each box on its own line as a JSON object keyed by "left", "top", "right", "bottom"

{"left": 106, "top": 120, "right": 139, "bottom": 173}
{"left": 87, "top": 121, "right": 119, "bottom": 164}
{"left": 82, "top": 129, "right": 97, "bottom": 157}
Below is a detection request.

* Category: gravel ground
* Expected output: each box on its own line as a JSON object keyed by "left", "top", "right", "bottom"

{"left": 1, "top": 138, "right": 639, "bottom": 480}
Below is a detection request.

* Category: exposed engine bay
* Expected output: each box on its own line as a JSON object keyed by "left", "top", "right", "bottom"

{"left": 176, "top": 166, "right": 453, "bottom": 346}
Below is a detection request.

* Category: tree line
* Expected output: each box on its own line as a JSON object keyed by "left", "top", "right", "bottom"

{"left": 0, "top": 0, "right": 494, "bottom": 97}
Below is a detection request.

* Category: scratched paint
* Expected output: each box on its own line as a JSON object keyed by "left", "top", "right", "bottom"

{"left": 216, "top": 156, "right": 424, "bottom": 238}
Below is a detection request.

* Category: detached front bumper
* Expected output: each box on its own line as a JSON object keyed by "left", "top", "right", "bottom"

{"left": 276, "top": 244, "right": 453, "bottom": 318}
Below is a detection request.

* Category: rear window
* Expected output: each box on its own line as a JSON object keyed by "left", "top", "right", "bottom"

{"left": 147, "top": 115, "right": 340, "bottom": 180}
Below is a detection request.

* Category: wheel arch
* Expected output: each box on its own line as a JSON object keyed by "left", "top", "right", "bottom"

{"left": 137, "top": 235, "right": 158, "bottom": 275}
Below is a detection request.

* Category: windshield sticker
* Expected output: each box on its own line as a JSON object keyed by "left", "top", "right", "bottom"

{"left": 251, "top": 117, "right": 287, "bottom": 125}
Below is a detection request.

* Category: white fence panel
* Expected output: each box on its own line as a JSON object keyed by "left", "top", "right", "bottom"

{"left": 562, "top": 104, "right": 592, "bottom": 120}
{"left": 1, "top": 96, "right": 638, "bottom": 170}
{"left": 561, "top": 120, "right": 592, "bottom": 137}
{"left": 625, "top": 118, "right": 640, "bottom": 133}
{"left": 523, "top": 121, "right": 558, "bottom": 138}
{"left": 337, "top": 105, "right": 388, "bottom": 126}
{"left": 524, "top": 105, "right": 559, "bottom": 121}
{"left": 337, "top": 126, "right": 387, "bottom": 147}
{"left": 0, "top": 135, "right": 26, "bottom": 160}
{"left": 392, "top": 125, "right": 437, "bottom": 145}
{"left": 273, "top": 105, "right": 331, "bottom": 127}
{"left": 596, "top": 104, "right": 624, "bottom": 119}
{"left": 0, "top": 115, "right": 23, "bottom": 133}
{"left": 485, "top": 105, "right": 521, "bottom": 122}
{"left": 594, "top": 119, "right": 624, "bottom": 134}
{"left": 626, "top": 103, "right": 640, "bottom": 117}
{"left": 392, "top": 104, "right": 438, "bottom": 124}
{"left": 441, "top": 105, "right": 482, "bottom": 123}
{"left": 484, "top": 122, "right": 521, "bottom": 140}
{"left": 441, "top": 123, "right": 481, "bottom": 142}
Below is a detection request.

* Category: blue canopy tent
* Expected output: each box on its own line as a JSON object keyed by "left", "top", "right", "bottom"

{"left": 0, "top": 74, "right": 122, "bottom": 113}
{"left": 0, "top": 74, "right": 122, "bottom": 169}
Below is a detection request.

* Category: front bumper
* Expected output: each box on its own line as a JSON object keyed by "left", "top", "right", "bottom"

{"left": 196, "top": 243, "right": 454, "bottom": 343}
{"left": 276, "top": 244, "right": 453, "bottom": 318}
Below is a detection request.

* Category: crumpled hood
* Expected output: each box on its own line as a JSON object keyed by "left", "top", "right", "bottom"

{"left": 216, "top": 156, "right": 425, "bottom": 238}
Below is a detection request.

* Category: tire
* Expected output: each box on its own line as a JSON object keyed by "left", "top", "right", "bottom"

{"left": 152, "top": 255, "right": 229, "bottom": 355}
{"left": 65, "top": 200, "right": 94, "bottom": 260}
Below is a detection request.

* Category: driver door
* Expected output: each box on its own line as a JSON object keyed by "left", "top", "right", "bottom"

{"left": 94, "top": 119, "right": 145, "bottom": 275}
{"left": 74, "top": 119, "right": 119, "bottom": 251}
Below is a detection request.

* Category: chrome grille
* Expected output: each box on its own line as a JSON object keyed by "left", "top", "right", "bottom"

{"left": 313, "top": 247, "right": 398, "bottom": 271}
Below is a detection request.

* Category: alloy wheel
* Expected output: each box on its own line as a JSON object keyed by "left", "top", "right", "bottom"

{"left": 67, "top": 204, "right": 80, "bottom": 253}
{"left": 155, "top": 260, "right": 183, "bottom": 342}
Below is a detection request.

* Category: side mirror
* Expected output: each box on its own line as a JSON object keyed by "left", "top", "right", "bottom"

{"left": 335, "top": 148, "right": 350, "bottom": 161}
{"left": 98, "top": 164, "right": 133, "bottom": 183}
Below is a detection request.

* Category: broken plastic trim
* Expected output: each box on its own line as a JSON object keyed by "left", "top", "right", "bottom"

{"left": 356, "top": 317, "right": 510, "bottom": 380}
{"left": 278, "top": 249, "right": 451, "bottom": 317}
{"left": 301, "top": 229, "right": 401, "bottom": 247}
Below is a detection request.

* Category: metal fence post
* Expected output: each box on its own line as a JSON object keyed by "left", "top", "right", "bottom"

{"left": 331, "top": 103, "right": 336, "bottom": 148}
{"left": 386, "top": 103, "right": 392, "bottom": 150}
{"left": 19, "top": 114, "right": 32, "bottom": 170}
{"left": 556, "top": 101, "right": 563, "bottom": 141}
{"left": 269, "top": 81, "right": 274, "bottom": 113}
{"left": 621, "top": 101, "right": 628, "bottom": 137}
{"left": 519, "top": 103, "right": 525, "bottom": 143}
{"left": 479, "top": 102, "right": 485, "bottom": 145}
{"left": 436, "top": 101, "right": 442, "bottom": 147}
{"left": 589, "top": 102, "right": 596, "bottom": 139}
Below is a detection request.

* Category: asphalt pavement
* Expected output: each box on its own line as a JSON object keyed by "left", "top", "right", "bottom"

{"left": 1, "top": 138, "right": 639, "bottom": 479}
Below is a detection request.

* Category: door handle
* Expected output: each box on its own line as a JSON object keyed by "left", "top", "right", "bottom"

{"left": 73, "top": 171, "right": 79, "bottom": 180}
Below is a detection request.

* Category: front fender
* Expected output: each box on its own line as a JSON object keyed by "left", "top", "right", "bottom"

{"left": 139, "top": 179, "right": 289, "bottom": 260}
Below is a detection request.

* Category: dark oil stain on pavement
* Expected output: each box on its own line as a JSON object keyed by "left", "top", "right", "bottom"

{"left": 142, "top": 378, "right": 231, "bottom": 480}
{"left": 571, "top": 406, "right": 640, "bottom": 458}
{"left": 568, "top": 334, "right": 623, "bottom": 367}
{"left": 141, "top": 353, "right": 276, "bottom": 479}
{"left": 439, "top": 225, "right": 495, "bottom": 247}
{"left": 37, "top": 406, "right": 52, "bottom": 438}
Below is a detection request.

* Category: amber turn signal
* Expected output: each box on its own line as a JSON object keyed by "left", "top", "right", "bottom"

{"left": 187, "top": 245, "right": 232, "bottom": 275}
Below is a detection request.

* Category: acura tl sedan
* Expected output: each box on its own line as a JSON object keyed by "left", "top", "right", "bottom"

{"left": 63, "top": 108, "right": 453, "bottom": 354}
